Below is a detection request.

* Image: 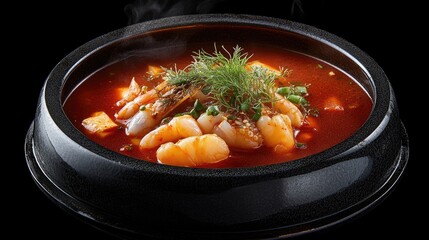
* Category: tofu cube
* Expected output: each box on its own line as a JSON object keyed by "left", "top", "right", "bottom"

{"left": 82, "top": 112, "right": 118, "bottom": 137}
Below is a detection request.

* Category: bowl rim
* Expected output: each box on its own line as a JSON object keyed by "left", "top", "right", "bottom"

{"left": 43, "top": 14, "right": 392, "bottom": 178}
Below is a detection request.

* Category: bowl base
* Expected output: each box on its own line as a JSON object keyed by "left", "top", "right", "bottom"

{"left": 25, "top": 122, "right": 409, "bottom": 239}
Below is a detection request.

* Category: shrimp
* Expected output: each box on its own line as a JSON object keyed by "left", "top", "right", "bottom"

{"left": 140, "top": 115, "right": 202, "bottom": 149}
{"left": 197, "top": 112, "right": 262, "bottom": 149}
{"left": 116, "top": 81, "right": 168, "bottom": 120}
{"left": 133, "top": 89, "right": 158, "bottom": 105}
{"left": 116, "top": 77, "right": 141, "bottom": 107}
{"left": 197, "top": 112, "right": 225, "bottom": 134}
{"left": 273, "top": 93, "right": 304, "bottom": 127}
{"left": 156, "top": 134, "right": 230, "bottom": 167}
{"left": 116, "top": 101, "right": 140, "bottom": 120}
{"left": 213, "top": 119, "right": 262, "bottom": 149}
{"left": 256, "top": 114, "right": 295, "bottom": 153}
{"left": 123, "top": 96, "right": 194, "bottom": 137}
{"left": 118, "top": 79, "right": 197, "bottom": 136}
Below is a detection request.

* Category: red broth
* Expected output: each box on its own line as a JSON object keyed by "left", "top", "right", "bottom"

{"left": 63, "top": 44, "right": 372, "bottom": 168}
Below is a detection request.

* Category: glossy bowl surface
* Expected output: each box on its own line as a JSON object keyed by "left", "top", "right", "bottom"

{"left": 25, "top": 14, "right": 408, "bottom": 239}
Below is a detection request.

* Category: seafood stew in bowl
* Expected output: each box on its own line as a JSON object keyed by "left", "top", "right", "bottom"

{"left": 26, "top": 15, "right": 408, "bottom": 239}
{"left": 64, "top": 29, "right": 372, "bottom": 168}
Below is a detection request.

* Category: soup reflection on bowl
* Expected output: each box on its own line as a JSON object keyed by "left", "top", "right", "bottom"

{"left": 25, "top": 14, "right": 408, "bottom": 239}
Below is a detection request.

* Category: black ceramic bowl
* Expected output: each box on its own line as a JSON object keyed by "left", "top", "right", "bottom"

{"left": 25, "top": 14, "right": 408, "bottom": 239}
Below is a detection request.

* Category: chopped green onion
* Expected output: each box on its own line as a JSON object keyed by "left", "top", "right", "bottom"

{"left": 227, "top": 115, "right": 237, "bottom": 120}
{"left": 252, "top": 112, "right": 261, "bottom": 121}
{"left": 277, "top": 87, "right": 291, "bottom": 96}
{"left": 287, "top": 95, "right": 308, "bottom": 106}
{"left": 240, "top": 101, "right": 250, "bottom": 111}
{"left": 278, "top": 86, "right": 307, "bottom": 96}
{"left": 193, "top": 99, "right": 204, "bottom": 112}
{"left": 139, "top": 105, "right": 146, "bottom": 111}
{"left": 295, "top": 86, "right": 307, "bottom": 94}
{"left": 189, "top": 109, "right": 199, "bottom": 119}
{"left": 181, "top": 99, "right": 206, "bottom": 119}
{"left": 175, "top": 112, "right": 187, "bottom": 117}
{"left": 206, "top": 105, "right": 220, "bottom": 116}
{"left": 296, "top": 142, "right": 307, "bottom": 149}
{"left": 160, "top": 117, "right": 172, "bottom": 125}
{"left": 252, "top": 104, "right": 262, "bottom": 121}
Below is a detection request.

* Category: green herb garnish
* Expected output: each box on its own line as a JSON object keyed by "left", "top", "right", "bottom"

{"left": 163, "top": 46, "right": 287, "bottom": 120}
{"left": 161, "top": 45, "right": 318, "bottom": 121}
{"left": 206, "top": 105, "right": 220, "bottom": 116}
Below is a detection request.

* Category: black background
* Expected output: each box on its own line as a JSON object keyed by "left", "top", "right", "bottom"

{"left": 12, "top": 0, "right": 421, "bottom": 239}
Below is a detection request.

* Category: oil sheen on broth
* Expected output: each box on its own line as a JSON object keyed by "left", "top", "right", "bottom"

{"left": 63, "top": 44, "right": 372, "bottom": 168}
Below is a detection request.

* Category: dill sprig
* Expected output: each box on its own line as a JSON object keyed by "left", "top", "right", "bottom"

{"left": 162, "top": 45, "right": 287, "bottom": 119}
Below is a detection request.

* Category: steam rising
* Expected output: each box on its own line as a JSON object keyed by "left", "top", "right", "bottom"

{"left": 119, "top": 0, "right": 305, "bottom": 61}
{"left": 125, "top": 0, "right": 305, "bottom": 24}
{"left": 291, "top": 0, "right": 304, "bottom": 18}
{"left": 125, "top": 0, "right": 227, "bottom": 24}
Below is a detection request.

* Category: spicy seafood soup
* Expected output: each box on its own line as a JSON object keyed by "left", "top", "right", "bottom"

{"left": 26, "top": 16, "right": 407, "bottom": 239}
{"left": 64, "top": 41, "right": 372, "bottom": 168}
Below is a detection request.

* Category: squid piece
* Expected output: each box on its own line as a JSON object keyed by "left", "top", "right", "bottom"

{"left": 126, "top": 107, "right": 158, "bottom": 137}
{"left": 140, "top": 115, "right": 202, "bottom": 149}
{"left": 156, "top": 134, "right": 230, "bottom": 167}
